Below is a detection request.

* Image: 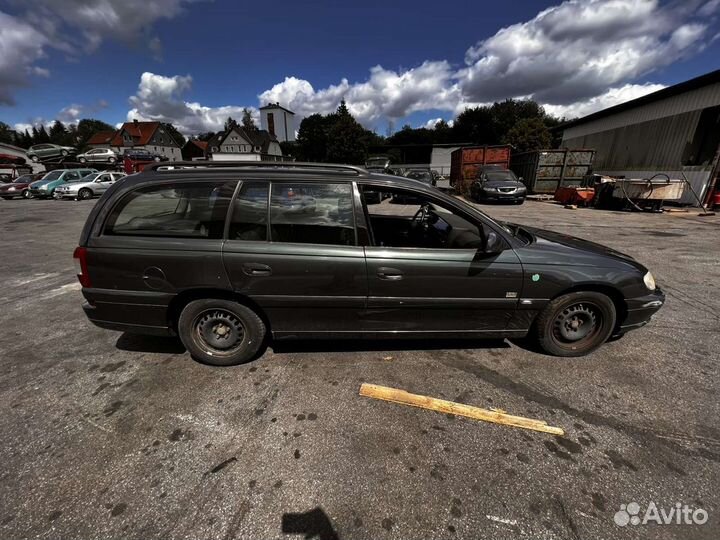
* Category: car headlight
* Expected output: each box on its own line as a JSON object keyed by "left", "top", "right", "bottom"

{"left": 643, "top": 271, "right": 656, "bottom": 291}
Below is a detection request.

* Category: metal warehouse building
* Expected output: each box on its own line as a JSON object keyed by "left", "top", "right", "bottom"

{"left": 560, "top": 70, "right": 720, "bottom": 206}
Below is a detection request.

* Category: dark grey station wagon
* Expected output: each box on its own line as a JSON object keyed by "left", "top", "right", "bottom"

{"left": 75, "top": 162, "right": 664, "bottom": 365}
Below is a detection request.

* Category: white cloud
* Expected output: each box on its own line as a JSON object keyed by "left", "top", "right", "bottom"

{"left": 543, "top": 82, "right": 666, "bottom": 118}
{"left": 0, "top": 11, "right": 48, "bottom": 105}
{"left": 125, "top": 72, "right": 259, "bottom": 134}
{"left": 457, "top": 0, "right": 713, "bottom": 106}
{"left": 259, "top": 61, "right": 462, "bottom": 127}
{"left": 0, "top": 1, "right": 206, "bottom": 105}
{"left": 421, "top": 118, "right": 455, "bottom": 129}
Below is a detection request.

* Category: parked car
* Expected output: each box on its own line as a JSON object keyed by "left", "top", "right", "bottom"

{"left": 0, "top": 153, "right": 26, "bottom": 165}
{"left": 54, "top": 171, "right": 126, "bottom": 200}
{"left": 29, "top": 168, "right": 97, "bottom": 198}
{"left": 0, "top": 173, "right": 45, "bottom": 199}
{"left": 77, "top": 148, "right": 120, "bottom": 164}
{"left": 26, "top": 144, "right": 77, "bottom": 162}
{"left": 122, "top": 148, "right": 168, "bottom": 162}
{"left": 470, "top": 167, "right": 527, "bottom": 204}
{"left": 75, "top": 161, "right": 664, "bottom": 366}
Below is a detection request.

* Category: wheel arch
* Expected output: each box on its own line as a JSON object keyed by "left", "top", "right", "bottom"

{"left": 167, "top": 288, "right": 270, "bottom": 334}
{"left": 547, "top": 284, "right": 627, "bottom": 330}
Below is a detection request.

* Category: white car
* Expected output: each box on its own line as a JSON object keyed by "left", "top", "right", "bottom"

{"left": 54, "top": 171, "right": 126, "bottom": 200}
{"left": 76, "top": 148, "right": 120, "bottom": 164}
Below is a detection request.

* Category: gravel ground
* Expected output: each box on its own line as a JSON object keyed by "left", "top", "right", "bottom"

{"left": 0, "top": 196, "right": 718, "bottom": 540}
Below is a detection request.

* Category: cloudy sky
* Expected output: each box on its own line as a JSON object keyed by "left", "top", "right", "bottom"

{"left": 1, "top": 0, "right": 719, "bottom": 135}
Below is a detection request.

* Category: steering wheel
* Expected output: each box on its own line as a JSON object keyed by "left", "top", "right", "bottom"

{"left": 411, "top": 203, "right": 431, "bottom": 233}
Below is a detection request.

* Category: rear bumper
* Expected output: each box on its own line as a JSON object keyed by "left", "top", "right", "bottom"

{"left": 617, "top": 288, "right": 665, "bottom": 332}
{"left": 81, "top": 288, "right": 175, "bottom": 335}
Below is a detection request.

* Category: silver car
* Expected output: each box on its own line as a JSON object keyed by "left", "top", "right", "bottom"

{"left": 76, "top": 148, "right": 120, "bottom": 164}
{"left": 54, "top": 171, "right": 126, "bottom": 200}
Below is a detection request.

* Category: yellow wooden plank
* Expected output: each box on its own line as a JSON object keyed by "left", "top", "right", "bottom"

{"left": 359, "top": 383, "right": 564, "bottom": 436}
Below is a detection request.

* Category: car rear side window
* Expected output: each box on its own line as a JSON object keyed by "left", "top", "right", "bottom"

{"left": 228, "top": 182, "right": 269, "bottom": 241}
{"left": 269, "top": 182, "right": 355, "bottom": 246}
{"left": 104, "top": 181, "right": 235, "bottom": 239}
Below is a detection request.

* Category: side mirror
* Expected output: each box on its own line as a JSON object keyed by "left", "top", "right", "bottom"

{"left": 484, "top": 230, "right": 503, "bottom": 254}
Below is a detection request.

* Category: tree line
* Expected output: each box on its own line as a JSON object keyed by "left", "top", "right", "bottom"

{"left": 0, "top": 119, "right": 187, "bottom": 151}
{"left": 284, "top": 98, "right": 564, "bottom": 164}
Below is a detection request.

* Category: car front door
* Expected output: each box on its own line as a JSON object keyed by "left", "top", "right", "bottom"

{"left": 222, "top": 179, "right": 367, "bottom": 338}
{"left": 358, "top": 184, "right": 525, "bottom": 337}
{"left": 94, "top": 173, "right": 113, "bottom": 192}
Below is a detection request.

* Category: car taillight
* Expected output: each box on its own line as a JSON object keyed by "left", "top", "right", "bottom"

{"left": 73, "top": 246, "right": 91, "bottom": 287}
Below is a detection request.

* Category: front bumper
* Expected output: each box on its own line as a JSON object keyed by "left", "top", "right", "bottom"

{"left": 29, "top": 188, "right": 50, "bottom": 197}
{"left": 54, "top": 191, "right": 77, "bottom": 198}
{"left": 482, "top": 191, "right": 526, "bottom": 202}
{"left": 618, "top": 288, "right": 665, "bottom": 332}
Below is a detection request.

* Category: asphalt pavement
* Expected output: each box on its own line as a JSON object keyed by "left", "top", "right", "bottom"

{"left": 0, "top": 196, "right": 718, "bottom": 540}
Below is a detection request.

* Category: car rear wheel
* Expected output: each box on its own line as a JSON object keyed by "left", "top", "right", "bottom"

{"left": 78, "top": 188, "right": 93, "bottom": 200}
{"left": 178, "top": 299, "right": 266, "bottom": 366}
{"left": 534, "top": 291, "right": 616, "bottom": 357}
{"left": 79, "top": 157, "right": 87, "bottom": 163}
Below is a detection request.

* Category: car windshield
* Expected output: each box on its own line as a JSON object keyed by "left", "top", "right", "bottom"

{"left": 485, "top": 170, "right": 518, "bottom": 182}
{"left": 43, "top": 171, "right": 63, "bottom": 180}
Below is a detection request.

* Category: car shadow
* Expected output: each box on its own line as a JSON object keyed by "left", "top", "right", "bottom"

{"left": 282, "top": 507, "right": 339, "bottom": 540}
{"left": 115, "top": 332, "right": 186, "bottom": 354}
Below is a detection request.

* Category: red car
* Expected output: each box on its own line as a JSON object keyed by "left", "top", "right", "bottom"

{"left": 0, "top": 173, "right": 45, "bottom": 199}
{"left": 0, "top": 153, "right": 26, "bottom": 165}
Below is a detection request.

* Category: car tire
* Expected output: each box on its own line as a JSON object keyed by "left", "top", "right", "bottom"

{"left": 61, "top": 150, "right": 68, "bottom": 157}
{"left": 78, "top": 188, "right": 93, "bottom": 200}
{"left": 79, "top": 157, "right": 87, "bottom": 164}
{"left": 534, "top": 291, "right": 616, "bottom": 357}
{"left": 22, "top": 190, "right": 31, "bottom": 199}
{"left": 30, "top": 155, "right": 39, "bottom": 162}
{"left": 109, "top": 157, "right": 117, "bottom": 164}
{"left": 515, "top": 199, "right": 525, "bottom": 205}
{"left": 178, "top": 299, "right": 266, "bottom": 366}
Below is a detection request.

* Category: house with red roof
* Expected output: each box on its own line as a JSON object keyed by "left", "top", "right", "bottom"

{"left": 86, "top": 120, "right": 181, "bottom": 161}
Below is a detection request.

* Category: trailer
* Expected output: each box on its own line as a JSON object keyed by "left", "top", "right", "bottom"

{"left": 450, "top": 145, "right": 511, "bottom": 194}
{"left": 510, "top": 149, "right": 595, "bottom": 194}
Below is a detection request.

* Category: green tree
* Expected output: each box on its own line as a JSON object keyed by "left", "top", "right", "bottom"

{"left": 452, "top": 106, "right": 496, "bottom": 143}
{"left": 163, "top": 123, "right": 186, "bottom": 147}
{"left": 296, "top": 114, "right": 331, "bottom": 162}
{"left": 0, "top": 121, "right": 16, "bottom": 144}
{"left": 241, "top": 108, "right": 258, "bottom": 132}
{"left": 49, "top": 120, "right": 67, "bottom": 144}
{"left": 195, "top": 131, "right": 216, "bottom": 142}
{"left": 76, "top": 118, "right": 115, "bottom": 148}
{"left": 224, "top": 117, "right": 238, "bottom": 131}
{"left": 326, "top": 101, "right": 367, "bottom": 164}
{"left": 504, "top": 117, "right": 552, "bottom": 152}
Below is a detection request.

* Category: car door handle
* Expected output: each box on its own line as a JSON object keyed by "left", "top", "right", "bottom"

{"left": 377, "top": 267, "right": 403, "bottom": 280}
{"left": 242, "top": 263, "right": 272, "bottom": 276}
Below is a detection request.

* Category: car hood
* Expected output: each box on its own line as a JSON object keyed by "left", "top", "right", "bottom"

{"left": 484, "top": 180, "right": 525, "bottom": 189}
{"left": 31, "top": 179, "right": 54, "bottom": 187}
{"left": 509, "top": 223, "right": 646, "bottom": 271}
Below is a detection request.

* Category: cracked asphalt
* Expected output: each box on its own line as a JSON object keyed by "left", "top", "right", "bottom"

{"left": 0, "top": 196, "right": 718, "bottom": 540}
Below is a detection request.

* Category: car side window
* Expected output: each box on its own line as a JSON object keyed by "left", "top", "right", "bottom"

{"left": 269, "top": 182, "right": 355, "bottom": 246}
{"left": 228, "top": 182, "right": 269, "bottom": 241}
{"left": 104, "top": 181, "right": 236, "bottom": 239}
{"left": 360, "top": 185, "right": 485, "bottom": 250}
{"left": 65, "top": 171, "right": 80, "bottom": 181}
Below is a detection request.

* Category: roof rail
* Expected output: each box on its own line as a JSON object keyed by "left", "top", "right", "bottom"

{"left": 146, "top": 160, "right": 369, "bottom": 175}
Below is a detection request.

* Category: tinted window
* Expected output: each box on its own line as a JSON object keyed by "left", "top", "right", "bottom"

{"left": 43, "top": 171, "right": 63, "bottom": 180}
{"left": 484, "top": 170, "right": 518, "bottom": 182}
{"left": 270, "top": 183, "right": 354, "bottom": 246}
{"left": 228, "top": 182, "right": 268, "bottom": 241}
{"left": 64, "top": 171, "right": 81, "bottom": 181}
{"left": 104, "top": 182, "right": 235, "bottom": 239}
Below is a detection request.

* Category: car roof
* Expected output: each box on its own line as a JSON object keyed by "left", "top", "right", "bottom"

{"left": 119, "top": 161, "right": 436, "bottom": 191}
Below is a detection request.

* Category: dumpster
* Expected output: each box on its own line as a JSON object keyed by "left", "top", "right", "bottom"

{"left": 450, "top": 145, "right": 512, "bottom": 194}
{"left": 510, "top": 149, "right": 595, "bottom": 194}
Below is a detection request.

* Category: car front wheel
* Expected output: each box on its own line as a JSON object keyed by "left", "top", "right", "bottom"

{"left": 534, "top": 291, "right": 616, "bottom": 357}
{"left": 79, "top": 157, "right": 87, "bottom": 163}
{"left": 178, "top": 299, "right": 266, "bottom": 366}
{"left": 78, "top": 188, "right": 93, "bottom": 200}
{"left": 22, "top": 190, "right": 31, "bottom": 199}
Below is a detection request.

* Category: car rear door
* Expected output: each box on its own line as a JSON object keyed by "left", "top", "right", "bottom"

{"left": 358, "top": 183, "right": 525, "bottom": 336}
{"left": 222, "top": 178, "right": 367, "bottom": 338}
{"left": 85, "top": 178, "right": 236, "bottom": 332}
